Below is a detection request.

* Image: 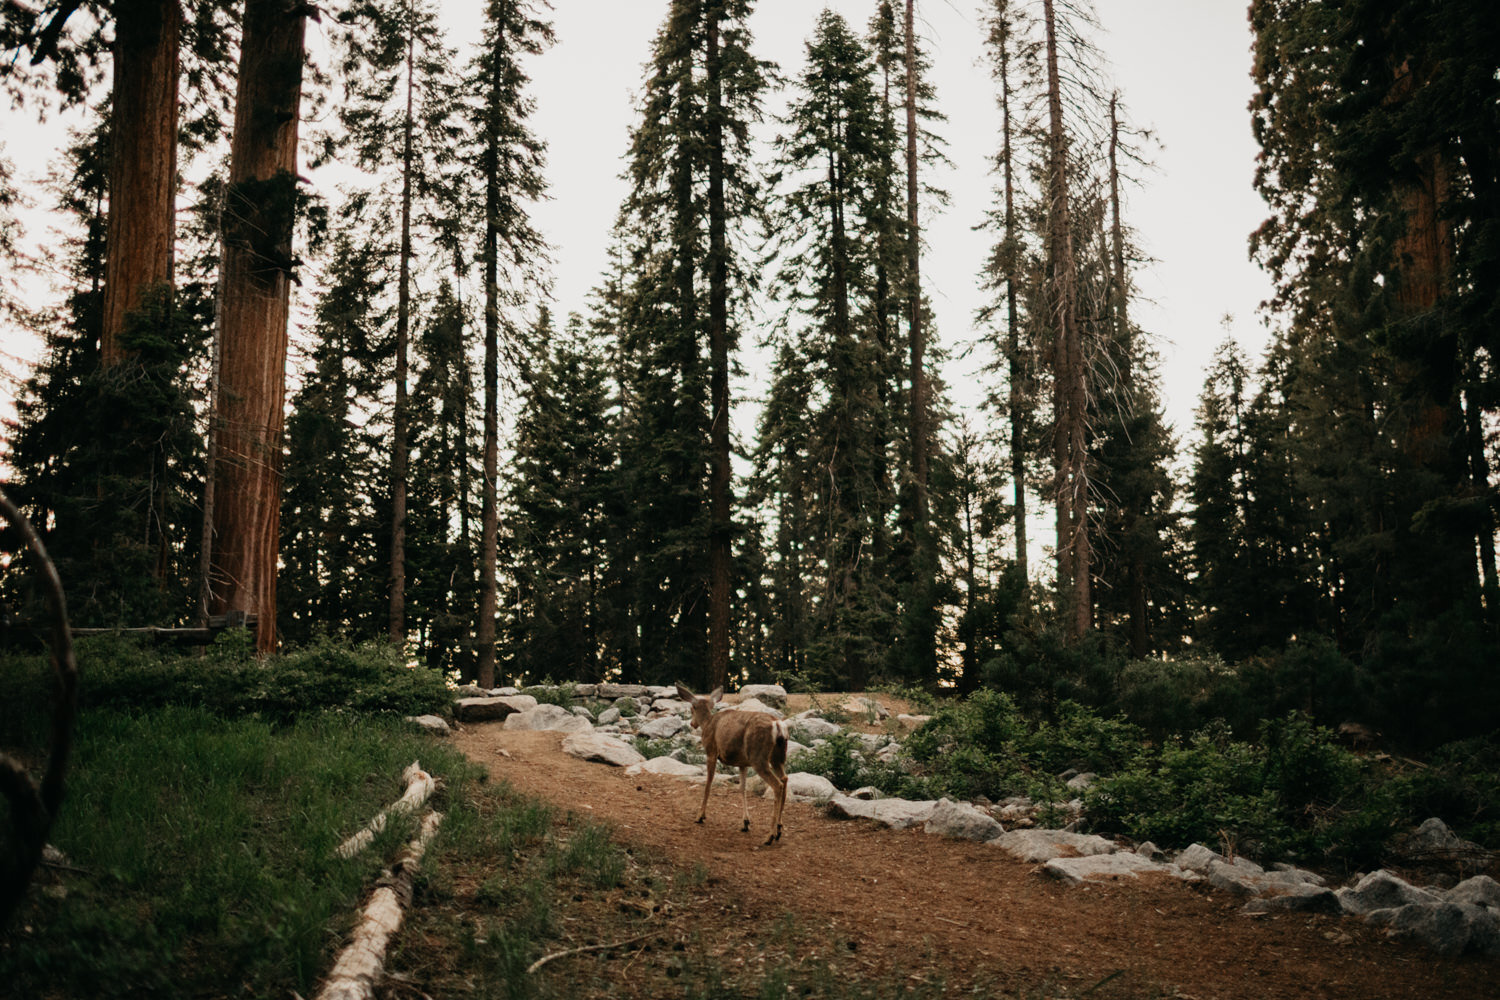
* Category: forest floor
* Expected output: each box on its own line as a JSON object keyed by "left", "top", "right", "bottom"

{"left": 450, "top": 694, "right": 1497, "bottom": 1000}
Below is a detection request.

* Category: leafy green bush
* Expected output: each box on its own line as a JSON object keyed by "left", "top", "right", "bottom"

{"left": 1085, "top": 714, "right": 1367, "bottom": 860}
{"left": 897, "top": 690, "right": 1078, "bottom": 803}
{"left": 1112, "top": 655, "right": 1231, "bottom": 740}
{"left": 520, "top": 683, "right": 576, "bottom": 707}
{"left": 1016, "top": 700, "right": 1145, "bottom": 775}
{"left": 1383, "top": 734, "right": 1500, "bottom": 849}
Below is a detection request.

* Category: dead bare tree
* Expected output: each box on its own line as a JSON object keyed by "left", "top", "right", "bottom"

{"left": 0, "top": 486, "right": 79, "bottom": 928}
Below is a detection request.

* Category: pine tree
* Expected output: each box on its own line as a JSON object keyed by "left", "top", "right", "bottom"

{"left": 766, "top": 9, "right": 888, "bottom": 688}
{"left": 978, "top": 0, "right": 1041, "bottom": 589}
{"left": 405, "top": 281, "right": 479, "bottom": 672}
{"left": 504, "top": 309, "right": 616, "bottom": 682}
{"left": 1248, "top": 0, "right": 1500, "bottom": 738}
{"left": 332, "top": 0, "right": 465, "bottom": 646}
{"left": 279, "top": 228, "right": 388, "bottom": 645}
{"left": 613, "top": 0, "right": 767, "bottom": 689}
{"left": 468, "top": 0, "right": 552, "bottom": 687}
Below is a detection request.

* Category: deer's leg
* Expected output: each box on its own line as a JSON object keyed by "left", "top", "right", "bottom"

{"left": 753, "top": 761, "right": 788, "bottom": 844}
{"left": 738, "top": 766, "right": 751, "bottom": 832}
{"left": 697, "top": 757, "right": 717, "bottom": 824}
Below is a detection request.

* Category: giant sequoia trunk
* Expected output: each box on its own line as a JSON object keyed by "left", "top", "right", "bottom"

{"left": 101, "top": 0, "right": 179, "bottom": 367}
{"left": 206, "top": 0, "right": 307, "bottom": 653}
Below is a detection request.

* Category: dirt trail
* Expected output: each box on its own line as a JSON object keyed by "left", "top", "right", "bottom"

{"left": 454, "top": 723, "right": 1494, "bottom": 1000}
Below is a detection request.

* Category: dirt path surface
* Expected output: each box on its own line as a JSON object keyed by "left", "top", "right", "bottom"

{"left": 454, "top": 722, "right": 1495, "bottom": 1000}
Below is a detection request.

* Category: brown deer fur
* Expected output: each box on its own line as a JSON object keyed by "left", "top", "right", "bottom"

{"left": 676, "top": 684, "right": 789, "bottom": 845}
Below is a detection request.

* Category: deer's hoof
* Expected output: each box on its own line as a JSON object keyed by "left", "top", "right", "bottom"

{"left": 741, "top": 820, "right": 750, "bottom": 832}
{"left": 695, "top": 816, "right": 705, "bottom": 825}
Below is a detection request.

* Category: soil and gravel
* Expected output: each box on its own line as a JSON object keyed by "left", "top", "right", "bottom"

{"left": 453, "top": 694, "right": 1497, "bottom": 1000}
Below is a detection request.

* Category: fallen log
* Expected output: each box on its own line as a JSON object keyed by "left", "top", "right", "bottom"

{"left": 317, "top": 810, "right": 443, "bottom": 1000}
{"left": 336, "top": 762, "right": 437, "bottom": 860}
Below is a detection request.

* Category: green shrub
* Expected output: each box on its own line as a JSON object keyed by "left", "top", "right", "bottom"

{"left": 0, "top": 634, "right": 452, "bottom": 727}
{"left": 520, "top": 683, "right": 575, "bottom": 707}
{"left": 1017, "top": 700, "right": 1145, "bottom": 775}
{"left": 1112, "top": 655, "right": 1230, "bottom": 740}
{"left": 1085, "top": 721, "right": 1279, "bottom": 852}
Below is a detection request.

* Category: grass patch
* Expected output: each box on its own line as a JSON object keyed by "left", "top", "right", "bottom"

{"left": 0, "top": 706, "right": 477, "bottom": 999}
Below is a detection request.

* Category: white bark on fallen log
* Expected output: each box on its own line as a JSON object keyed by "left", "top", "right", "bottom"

{"left": 336, "top": 762, "right": 436, "bottom": 860}
{"left": 317, "top": 810, "right": 444, "bottom": 1000}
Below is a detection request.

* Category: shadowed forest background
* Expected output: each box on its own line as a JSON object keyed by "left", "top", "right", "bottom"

{"left": 1, "top": 0, "right": 1498, "bottom": 753}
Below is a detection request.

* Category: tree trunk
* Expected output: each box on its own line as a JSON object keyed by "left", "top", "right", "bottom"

{"left": 1108, "top": 94, "right": 1147, "bottom": 656}
{"left": 996, "top": 10, "right": 1027, "bottom": 589}
{"left": 389, "top": 21, "right": 415, "bottom": 646}
{"left": 903, "top": 0, "right": 935, "bottom": 679}
{"left": 101, "top": 0, "right": 179, "bottom": 368}
{"left": 706, "top": 9, "right": 733, "bottom": 694}
{"left": 207, "top": 0, "right": 307, "bottom": 653}
{"left": 1043, "top": 0, "right": 1089, "bottom": 640}
{"left": 477, "top": 13, "right": 503, "bottom": 689}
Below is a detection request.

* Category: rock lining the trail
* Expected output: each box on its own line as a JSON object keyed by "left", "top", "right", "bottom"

{"left": 442, "top": 683, "right": 1500, "bottom": 959}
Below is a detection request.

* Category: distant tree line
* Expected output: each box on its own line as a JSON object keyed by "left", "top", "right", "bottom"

{"left": 0, "top": 0, "right": 1495, "bottom": 746}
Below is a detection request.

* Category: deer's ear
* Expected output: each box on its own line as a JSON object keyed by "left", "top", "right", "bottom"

{"left": 709, "top": 687, "right": 724, "bottom": 704}
{"left": 675, "top": 683, "right": 694, "bottom": 702}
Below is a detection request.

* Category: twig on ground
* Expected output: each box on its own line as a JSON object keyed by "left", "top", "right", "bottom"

{"left": 526, "top": 932, "right": 656, "bottom": 974}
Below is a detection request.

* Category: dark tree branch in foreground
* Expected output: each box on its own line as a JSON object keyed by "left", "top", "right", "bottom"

{"left": 0, "top": 485, "right": 79, "bottom": 929}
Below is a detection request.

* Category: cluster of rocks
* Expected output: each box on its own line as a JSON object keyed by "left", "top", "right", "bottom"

{"left": 424, "top": 683, "right": 1499, "bottom": 960}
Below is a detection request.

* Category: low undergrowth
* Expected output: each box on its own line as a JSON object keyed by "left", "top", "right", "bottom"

{"left": 0, "top": 707, "right": 479, "bottom": 999}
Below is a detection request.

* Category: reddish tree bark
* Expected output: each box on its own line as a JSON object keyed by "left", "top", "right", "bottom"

{"left": 101, "top": 0, "right": 180, "bottom": 367}
{"left": 206, "top": 0, "right": 307, "bottom": 653}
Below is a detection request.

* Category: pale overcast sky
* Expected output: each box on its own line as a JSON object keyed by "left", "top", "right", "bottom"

{"left": 1, "top": 0, "right": 1273, "bottom": 449}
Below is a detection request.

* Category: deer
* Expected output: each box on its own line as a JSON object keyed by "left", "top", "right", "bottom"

{"left": 675, "top": 684, "right": 790, "bottom": 845}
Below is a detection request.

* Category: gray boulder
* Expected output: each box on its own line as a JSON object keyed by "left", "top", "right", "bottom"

{"left": 1448, "top": 874, "right": 1500, "bottom": 910}
{"left": 626, "top": 756, "right": 706, "bottom": 780}
{"left": 1045, "top": 852, "right": 1193, "bottom": 885}
{"left": 1399, "top": 816, "right": 1490, "bottom": 866}
{"left": 1173, "top": 843, "right": 1225, "bottom": 874}
{"left": 791, "top": 717, "right": 842, "bottom": 741}
{"left": 1241, "top": 883, "right": 1342, "bottom": 915}
{"left": 1337, "top": 870, "right": 1442, "bottom": 917}
{"left": 453, "top": 694, "right": 537, "bottom": 723}
{"left": 760, "top": 771, "right": 836, "bottom": 802}
{"left": 993, "top": 829, "right": 1118, "bottom": 863}
{"left": 825, "top": 794, "right": 939, "bottom": 830}
{"left": 738, "top": 684, "right": 788, "bottom": 708}
{"left": 597, "top": 683, "right": 650, "bottom": 700}
{"left": 502, "top": 703, "right": 595, "bottom": 733}
{"left": 596, "top": 706, "right": 622, "bottom": 725}
{"left": 636, "top": 715, "right": 689, "bottom": 739}
{"left": 562, "top": 733, "right": 646, "bottom": 768}
{"left": 406, "top": 714, "right": 452, "bottom": 735}
{"left": 651, "top": 698, "right": 692, "bottom": 717}
{"left": 732, "top": 697, "right": 784, "bottom": 717}
{"left": 924, "top": 798, "right": 1004, "bottom": 842}
{"left": 1368, "top": 901, "right": 1497, "bottom": 956}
